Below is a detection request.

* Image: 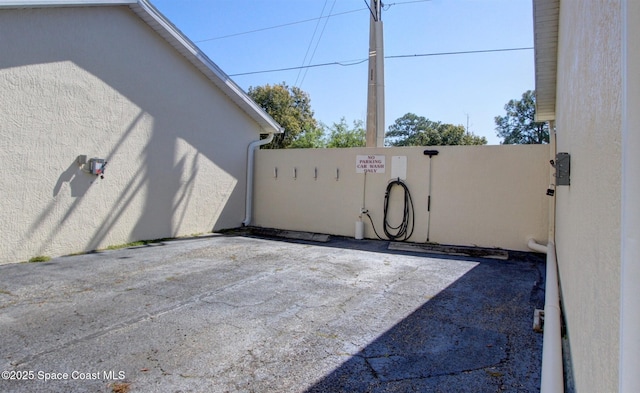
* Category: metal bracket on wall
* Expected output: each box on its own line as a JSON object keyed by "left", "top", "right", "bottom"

{"left": 554, "top": 152, "right": 570, "bottom": 186}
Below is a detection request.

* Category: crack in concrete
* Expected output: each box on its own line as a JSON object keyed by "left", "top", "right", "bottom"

{"left": 10, "top": 270, "right": 282, "bottom": 367}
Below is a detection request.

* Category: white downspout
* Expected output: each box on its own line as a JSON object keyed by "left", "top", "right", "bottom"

{"left": 528, "top": 238, "right": 563, "bottom": 393}
{"left": 620, "top": 0, "right": 639, "bottom": 390}
{"left": 243, "top": 132, "right": 274, "bottom": 226}
{"left": 542, "top": 242, "right": 563, "bottom": 393}
{"left": 529, "top": 119, "right": 563, "bottom": 393}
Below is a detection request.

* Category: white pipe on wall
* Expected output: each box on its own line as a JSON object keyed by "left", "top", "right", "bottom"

{"left": 528, "top": 238, "right": 548, "bottom": 254}
{"left": 541, "top": 242, "right": 564, "bottom": 393}
{"left": 530, "top": 119, "right": 563, "bottom": 393}
{"left": 528, "top": 238, "right": 563, "bottom": 393}
{"left": 243, "top": 133, "right": 274, "bottom": 226}
{"left": 620, "top": 0, "right": 640, "bottom": 390}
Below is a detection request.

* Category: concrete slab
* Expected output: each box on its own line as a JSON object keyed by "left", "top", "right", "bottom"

{"left": 0, "top": 235, "right": 544, "bottom": 393}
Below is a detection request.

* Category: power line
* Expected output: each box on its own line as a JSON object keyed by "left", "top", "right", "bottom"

{"left": 194, "top": 0, "right": 431, "bottom": 43}
{"left": 194, "top": 8, "right": 366, "bottom": 43}
{"left": 230, "top": 59, "right": 369, "bottom": 77}
{"left": 295, "top": 0, "right": 332, "bottom": 87}
{"left": 228, "top": 47, "right": 534, "bottom": 77}
{"left": 363, "top": 0, "right": 376, "bottom": 21}
{"left": 384, "top": 0, "right": 431, "bottom": 9}
{"left": 386, "top": 47, "right": 535, "bottom": 59}
{"left": 299, "top": 0, "right": 338, "bottom": 87}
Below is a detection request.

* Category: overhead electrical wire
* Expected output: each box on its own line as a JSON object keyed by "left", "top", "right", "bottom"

{"left": 386, "top": 47, "right": 535, "bottom": 59}
{"left": 363, "top": 0, "right": 377, "bottom": 21}
{"left": 229, "top": 58, "right": 369, "bottom": 77}
{"left": 295, "top": 0, "right": 337, "bottom": 87}
{"left": 194, "top": 0, "right": 430, "bottom": 43}
{"left": 194, "top": 7, "right": 366, "bottom": 43}
{"left": 298, "top": 0, "right": 338, "bottom": 87}
{"left": 295, "top": 0, "right": 330, "bottom": 86}
{"left": 228, "top": 47, "right": 534, "bottom": 77}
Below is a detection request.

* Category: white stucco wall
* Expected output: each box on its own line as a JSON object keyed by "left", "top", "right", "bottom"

{"left": 0, "top": 6, "right": 261, "bottom": 264}
{"left": 554, "top": 1, "right": 622, "bottom": 391}
{"left": 253, "top": 145, "right": 549, "bottom": 252}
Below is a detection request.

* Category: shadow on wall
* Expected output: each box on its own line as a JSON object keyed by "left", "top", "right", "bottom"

{"left": 22, "top": 112, "right": 145, "bottom": 255}
{"left": 53, "top": 158, "right": 92, "bottom": 198}
{"left": 304, "top": 256, "right": 545, "bottom": 393}
{"left": 3, "top": 7, "right": 252, "bottom": 258}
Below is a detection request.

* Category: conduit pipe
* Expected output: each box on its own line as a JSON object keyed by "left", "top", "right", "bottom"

{"left": 242, "top": 132, "right": 274, "bottom": 226}
{"left": 528, "top": 238, "right": 548, "bottom": 254}
{"left": 529, "top": 238, "right": 564, "bottom": 393}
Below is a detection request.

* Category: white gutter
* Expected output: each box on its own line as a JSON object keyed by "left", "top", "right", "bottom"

{"left": 243, "top": 132, "right": 274, "bottom": 226}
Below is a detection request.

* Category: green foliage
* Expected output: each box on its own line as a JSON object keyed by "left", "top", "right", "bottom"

{"left": 247, "top": 82, "right": 319, "bottom": 149}
{"left": 495, "top": 90, "right": 549, "bottom": 144}
{"left": 326, "top": 118, "right": 366, "bottom": 148}
{"left": 290, "top": 127, "right": 326, "bottom": 148}
{"left": 281, "top": 117, "right": 367, "bottom": 149}
{"left": 385, "top": 113, "right": 487, "bottom": 146}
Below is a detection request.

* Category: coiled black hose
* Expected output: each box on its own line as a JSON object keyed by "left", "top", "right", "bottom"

{"left": 365, "top": 178, "right": 415, "bottom": 241}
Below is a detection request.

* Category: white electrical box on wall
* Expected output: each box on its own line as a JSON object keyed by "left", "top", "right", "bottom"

{"left": 391, "top": 156, "right": 407, "bottom": 180}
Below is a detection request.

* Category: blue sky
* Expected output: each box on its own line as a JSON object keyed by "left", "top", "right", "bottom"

{"left": 151, "top": 0, "right": 535, "bottom": 145}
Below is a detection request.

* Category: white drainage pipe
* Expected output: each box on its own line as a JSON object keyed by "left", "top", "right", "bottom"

{"left": 243, "top": 133, "right": 274, "bottom": 226}
{"left": 529, "top": 238, "right": 564, "bottom": 393}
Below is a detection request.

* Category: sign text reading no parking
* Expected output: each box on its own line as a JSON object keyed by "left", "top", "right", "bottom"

{"left": 356, "top": 155, "right": 385, "bottom": 174}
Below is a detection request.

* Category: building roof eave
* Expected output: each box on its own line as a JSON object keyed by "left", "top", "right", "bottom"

{"left": 533, "top": 0, "right": 559, "bottom": 122}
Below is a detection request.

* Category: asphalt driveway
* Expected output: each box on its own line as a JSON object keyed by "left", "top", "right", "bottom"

{"left": 0, "top": 234, "right": 544, "bottom": 392}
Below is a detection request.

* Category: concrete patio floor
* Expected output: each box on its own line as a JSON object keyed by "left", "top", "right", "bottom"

{"left": 0, "top": 234, "right": 544, "bottom": 392}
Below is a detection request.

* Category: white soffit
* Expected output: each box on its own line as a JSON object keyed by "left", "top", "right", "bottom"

{"left": 0, "top": 0, "right": 283, "bottom": 134}
{"left": 533, "top": 0, "right": 559, "bottom": 122}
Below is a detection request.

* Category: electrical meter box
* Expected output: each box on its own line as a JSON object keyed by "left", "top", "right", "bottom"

{"left": 89, "top": 158, "right": 105, "bottom": 175}
{"left": 555, "top": 152, "right": 570, "bottom": 186}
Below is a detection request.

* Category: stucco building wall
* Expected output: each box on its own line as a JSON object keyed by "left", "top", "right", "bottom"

{"left": 0, "top": 6, "right": 261, "bottom": 263}
{"left": 554, "top": 1, "right": 622, "bottom": 390}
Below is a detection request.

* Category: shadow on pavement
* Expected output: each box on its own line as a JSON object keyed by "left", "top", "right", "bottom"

{"left": 305, "top": 254, "right": 545, "bottom": 393}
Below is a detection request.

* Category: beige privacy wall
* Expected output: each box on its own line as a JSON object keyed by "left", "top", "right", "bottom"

{"left": 0, "top": 6, "right": 262, "bottom": 264}
{"left": 253, "top": 145, "right": 549, "bottom": 251}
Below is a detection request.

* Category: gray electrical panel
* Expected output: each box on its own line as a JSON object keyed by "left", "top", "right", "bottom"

{"left": 555, "top": 152, "right": 570, "bottom": 186}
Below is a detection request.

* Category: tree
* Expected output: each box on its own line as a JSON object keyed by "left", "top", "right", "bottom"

{"left": 326, "top": 118, "right": 366, "bottom": 148}
{"left": 385, "top": 113, "right": 487, "bottom": 146}
{"left": 289, "top": 128, "right": 326, "bottom": 148}
{"left": 247, "top": 83, "right": 319, "bottom": 149}
{"left": 495, "top": 90, "right": 549, "bottom": 144}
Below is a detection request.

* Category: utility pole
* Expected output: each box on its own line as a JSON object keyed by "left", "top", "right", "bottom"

{"left": 366, "top": 0, "right": 385, "bottom": 148}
